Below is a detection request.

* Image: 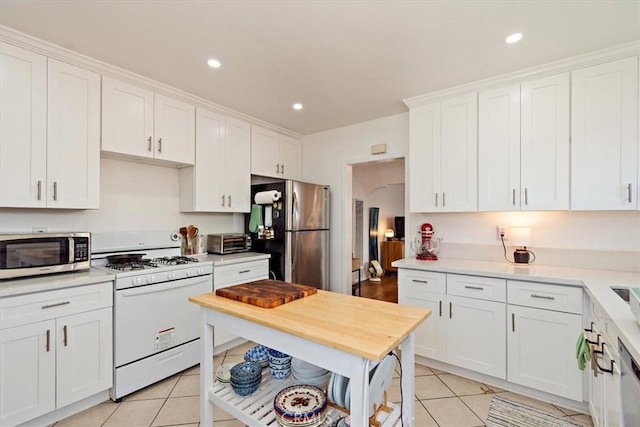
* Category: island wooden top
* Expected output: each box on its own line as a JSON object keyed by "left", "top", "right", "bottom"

{"left": 189, "top": 289, "right": 431, "bottom": 361}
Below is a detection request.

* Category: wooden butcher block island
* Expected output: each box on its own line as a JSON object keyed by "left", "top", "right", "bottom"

{"left": 189, "top": 284, "right": 431, "bottom": 426}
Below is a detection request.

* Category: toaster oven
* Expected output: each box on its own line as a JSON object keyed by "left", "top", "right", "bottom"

{"left": 206, "top": 234, "right": 251, "bottom": 254}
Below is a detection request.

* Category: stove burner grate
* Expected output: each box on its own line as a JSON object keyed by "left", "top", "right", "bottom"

{"left": 105, "top": 259, "right": 158, "bottom": 271}
{"left": 152, "top": 256, "right": 199, "bottom": 265}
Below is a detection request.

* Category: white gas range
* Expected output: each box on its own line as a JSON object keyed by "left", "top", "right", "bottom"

{"left": 92, "top": 231, "right": 212, "bottom": 401}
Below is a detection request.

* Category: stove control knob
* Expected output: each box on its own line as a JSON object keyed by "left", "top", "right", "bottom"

{"left": 167, "top": 272, "right": 175, "bottom": 281}
{"left": 147, "top": 276, "right": 155, "bottom": 284}
{"left": 133, "top": 278, "right": 141, "bottom": 286}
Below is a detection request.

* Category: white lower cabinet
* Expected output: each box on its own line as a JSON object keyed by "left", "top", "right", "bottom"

{"left": 0, "top": 282, "right": 113, "bottom": 427}
{"left": 212, "top": 259, "right": 269, "bottom": 350}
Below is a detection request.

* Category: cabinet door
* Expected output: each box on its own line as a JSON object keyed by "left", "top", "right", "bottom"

{"left": 101, "top": 77, "right": 154, "bottom": 158}
{"left": 521, "top": 73, "right": 570, "bottom": 210}
{"left": 398, "top": 288, "right": 446, "bottom": 361}
{"left": 47, "top": 59, "right": 101, "bottom": 209}
{"left": 279, "top": 135, "right": 302, "bottom": 180}
{"left": 0, "top": 42, "right": 47, "bottom": 208}
{"left": 507, "top": 305, "right": 582, "bottom": 400}
{"left": 225, "top": 118, "right": 251, "bottom": 212}
{"left": 56, "top": 308, "right": 112, "bottom": 408}
{"left": 154, "top": 94, "right": 195, "bottom": 165}
{"left": 478, "top": 86, "right": 520, "bottom": 211}
{"left": 0, "top": 320, "right": 56, "bottom": 426}
{"left": 603, "top": 344, "right": 623, "bottom": 427}
{"left": 192, "top": 108, "right": 226, "bottom": 211}
{"left": 440, "top": 93, "right": 478, "bottom": 212}
{"left": 251, "top": 126, "right": 281, "bottom": 178}
{"left": 409, "top": 103, "right": 441, "bottom": 212}
{"left": 446, "top": 295, "right": 506, "bottom": 378}
{"left": 571, "top": 57, "right": 638, "bottom": 210}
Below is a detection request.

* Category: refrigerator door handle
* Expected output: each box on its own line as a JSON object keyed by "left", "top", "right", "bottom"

{"left": 292, "top": 190, "right": 298, "bottom": 229}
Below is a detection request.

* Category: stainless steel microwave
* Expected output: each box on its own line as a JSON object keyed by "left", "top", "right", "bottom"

{"left": 0, "top": 232, "right": 91, "bottom": 280}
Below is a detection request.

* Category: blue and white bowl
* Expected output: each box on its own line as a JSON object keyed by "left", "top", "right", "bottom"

{"left": 244, "top": 345, "right": 270, "bottom": 368}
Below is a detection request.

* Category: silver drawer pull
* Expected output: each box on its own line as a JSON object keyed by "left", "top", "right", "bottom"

{"left": 239, "top": 269, "right": 251, "bottom": 274}
{"left": 464, "top": 285, "right": 484, "bottom": 291}
{"left": 412, "top": 279, "right": 429, "bottom": 284}
{"left": 41, "top": 301, "right": 70, "bottom": 309}
{"left": 530, "top": 294, "right": 555, "bottom": 300}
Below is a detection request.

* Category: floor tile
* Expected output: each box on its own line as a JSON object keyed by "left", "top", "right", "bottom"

{"left": 125, "top": 375, "right": 180, "bottom": 401}
{"left": 395, "top": 362, "right": 433, "bottom": 378}
{"left": 387, "top": 377, "right": 403, "bottom": 402}
{"left": 421, "top": 397, "right": 484, "bottom": 427}
{"left": 103, "top": 399, "right": 164, "bottom": 427}
{"left": 152, "top": 396, "right": 199, "bottom": 426}
{"left": 170, "top": 374, "right": 200, "bottom": 397}
{"left": 414, "top": 400, "right": 438, "bottom": 426}
{"left": 182, "top": 364, "right": 200, "bottom": 376}
{"left": 213, "top": 404, "right": 240, "bottom": 422}
{"left": 438, "top": 373, "right": 493, "bottom": 396}
{"left": 460, "top": 393, "right": 495, "bottom": 421}
{"left": 570, "top": 414, "right": 594, "bottom": 426}
{"left": 415, "top": 375, "right": 455, "bottom": 400}
{"left": 54, "top": 400, "right": 119, "bottom": 426}
{"left": 222, "top": 354, "right": 245, "bottom": 366}
{"left": 225, "top": 340, "right": 256, "bottom": 356}
{"left": 498, "top": 391, "right": 566, "bottom": 417}
{"left": 556, "top": 405, "right": 584, "bottom": 416}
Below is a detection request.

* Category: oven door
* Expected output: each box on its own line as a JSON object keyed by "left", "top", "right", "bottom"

{"left": 620, "top": 339, "right": 640, "bottom": 426}
{"left": 114, "top": 275, "right": 212, "bottom": 367}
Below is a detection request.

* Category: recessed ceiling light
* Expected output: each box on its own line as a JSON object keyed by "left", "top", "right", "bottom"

{"left": 292, "top": 103, "right": 303, "bottom": 111}
{"left": 505, "top": 33, "right": 523, "bottom": 44}
{"left": 207, "top": 58, "right": 221, "bottom": 69}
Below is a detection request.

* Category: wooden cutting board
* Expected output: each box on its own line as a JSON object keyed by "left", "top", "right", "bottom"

{"left": 215, "top": 279, "right": 318, "bottom": 308}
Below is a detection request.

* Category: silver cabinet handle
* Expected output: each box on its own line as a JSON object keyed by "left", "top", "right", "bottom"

{"left": 449, "top": 302, "right": 452, "bottom": 318}
{"left": 464, "top": 285, "right": 484, "bottom": 291}
{"left": 512, "top": 313, "right": 515, "bottom": 332}
{"left": 524, "top": 188, "right": 528, "bottom": 205}
{"left": 239, "top": 269, "right": 250, "bottom": 274}
{"left": 157, "top": 138, "right": 162, "bottom": 153}
{"left": 435, "top": 193, "right": 438, "bottom": 207}
{"left": 439, "top": 300, "right": 442, "bottom": 317}
{"left": 46, "top": 329, "right": 51, "bottom": 352}
{"left": 531, "top": 294, "right": 555, "bottom": 300}
{"left": 63, "top": 325, "right": 68, "bottom": 347}
{"left": 512, "top": 189, "right": 516, "bottom": 206}
{"left": 147, "top": 136, "right": 152, "bottom": 151}
{"left": 412, "top": 279, "right": 429, "bottom": 284}
{"left": 41, "top": 301, "right": 70, "bottom": 309}
{"left": 221, "top": 195, "right": 225, "bottom": 207}
{"left": 53, "top": 182, "right": 58, "bottom": 201}
{"left": 442, "top": 192, "right": 446, "bottom": 207}
{"left": 281, "top": 164, "right": 285, "bottom": 175}
{"left": 276, "top": 163, "right": 280, "bottom": 174}
{"left": 628, "top": 183, "right": 633, "bottom": 203}
{"left": 227, "top": 195, "right": 231, "bottom": 207}
{"left": 37, "top": 180, "right": 42, "bottom": 200}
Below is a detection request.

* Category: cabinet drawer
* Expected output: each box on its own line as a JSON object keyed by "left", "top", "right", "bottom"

{"left": 398, "top": 269, "right": 446, "bottom": 295}
{"left": 507, "top": 280, "right": 582, "bottom": 314}
{"left": 214, "top": 260, "right": 269, "bottom": 289}
{"left": 447, "top": 274, "right": 506, "bottom": 302}
{"left": 0, "top": 282, "right": 113, "bottom": 329}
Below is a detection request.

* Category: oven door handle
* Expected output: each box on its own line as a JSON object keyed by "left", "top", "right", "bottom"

{"left": 120, "top": 277, "right": 210, "bottom": 297}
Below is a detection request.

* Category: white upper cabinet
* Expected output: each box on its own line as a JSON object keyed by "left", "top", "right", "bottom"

{"left": 478, "top": 73, "right": 570, "bottom": 211}
{"left": 571, "top": 57, "right": 638, "bottom": 210}
{"left": 251, "top": 125, "right": 301, "bottom": 180}
{"left": 409, "top": 93, "right": 477, "bottom": 212}
{"left": 102, "top": 77, "right": 195, "bottom": 167}
{"left": 179, "top": 109, "right": 250, "bottom": 212}
{"left": 0, "top": 43, "right": 100, "bottom": 209}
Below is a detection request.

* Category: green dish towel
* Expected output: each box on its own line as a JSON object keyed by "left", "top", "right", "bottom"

{"left": 248, "top": 204, "right": 263, "bottom": 233}
{"left": 576, "top": 332, "right": 592, "bottom": 370}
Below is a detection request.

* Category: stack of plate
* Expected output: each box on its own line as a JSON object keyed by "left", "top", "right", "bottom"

{"left": 274, "top": 385, "right": 328, "bottom": 427}
{"left": 291, "top": 358, "right": 330, "bottom": 388}
{"left": 215, "top": 363, "right": 236, "bottom": 383}
{"left": 230, "top": 361, "right": 263, "bottom": 396}
{"left": 244, "top": 345, "right": 270, "bottom": 368}
{"left": 269, "top": 349, "right": 292, "bottom": 379}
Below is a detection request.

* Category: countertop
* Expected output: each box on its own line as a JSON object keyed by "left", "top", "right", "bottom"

{"left": 190, "top": 289, "right": 430, "bottom": 361}
{"left": 0, "top": 268, "right": 116, "bottom": 298}
{"left": 393, "top": 257, "right": 640, "bottom": 363}
{"left": 194, "top": 252, "right": 270, "bottom": 266}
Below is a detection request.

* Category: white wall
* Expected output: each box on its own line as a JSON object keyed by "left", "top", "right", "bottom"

{"left": 303, "top": 112, "right": 640, "bottom": 293}
{"left": 0, "top": 157, "right": 243, "bottom": 235}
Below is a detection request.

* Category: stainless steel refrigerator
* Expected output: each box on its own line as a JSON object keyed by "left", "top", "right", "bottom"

{"left": 248, "top": 180, "right": 330, "bottom": 290}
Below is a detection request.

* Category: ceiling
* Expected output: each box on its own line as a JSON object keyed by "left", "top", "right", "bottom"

{"left": 1, "top": 1, "right": 639, "bottom": 135}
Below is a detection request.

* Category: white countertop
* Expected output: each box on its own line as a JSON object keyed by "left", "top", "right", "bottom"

{"left": 196, "top": 251, "right": 270, "bottom": 267}
{"left": 0, "top": 268, "right": 116, "bottom": 298}
{"left": 393, "top": 257, "right": 640, "bottom": 363}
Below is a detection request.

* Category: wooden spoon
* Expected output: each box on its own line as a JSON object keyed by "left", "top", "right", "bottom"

{"left": 187, "top": 225, "right": 198, "bottom": 254}
{"left": 179, "top": 227, "right": 188, "bottom": 254}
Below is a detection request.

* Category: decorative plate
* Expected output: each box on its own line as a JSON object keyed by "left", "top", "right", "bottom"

{"left": 215, "top": 363, "right": 236, "bottom": 383}
{"left": 274, "top": 385, "right": 327, "bottom": 419}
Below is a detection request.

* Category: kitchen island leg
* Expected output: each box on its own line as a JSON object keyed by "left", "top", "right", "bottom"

{"left": 350, "top": 357, "right": 371, "bottom": 427}
{"left": 200, "top": 309, "right": 214, "bottom": 426}
{"left": 399, "top": 333, "right": 416, "bottom": 426}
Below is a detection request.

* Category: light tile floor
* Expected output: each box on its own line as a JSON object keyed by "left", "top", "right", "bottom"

{"left": 53, "top": 341, "right": 593, "bottom": 427}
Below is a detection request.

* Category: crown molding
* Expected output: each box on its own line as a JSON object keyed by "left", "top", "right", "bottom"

{"left": 0, "top": 25, "right": 302, "bottom": 139}
{"left": 403, "top": 40, "right": 640, "bottom": 108}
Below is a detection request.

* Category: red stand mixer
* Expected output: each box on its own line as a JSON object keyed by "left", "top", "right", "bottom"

{"left": 413, "top": 223, "right": 440, "bottom": 261}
